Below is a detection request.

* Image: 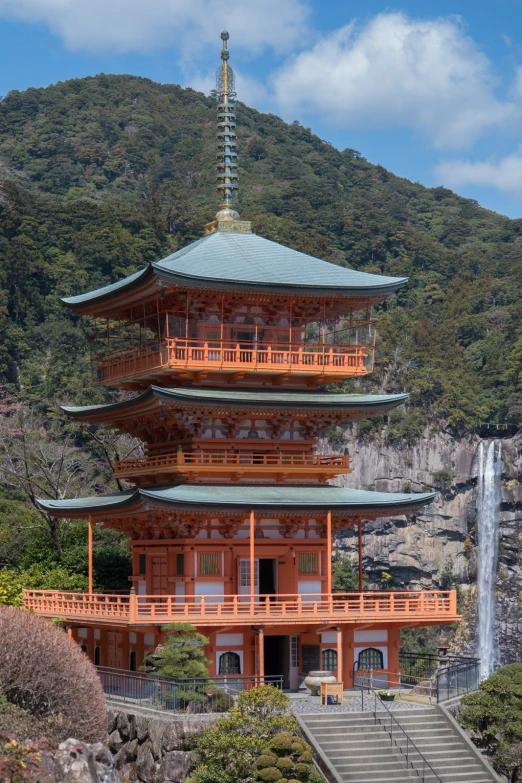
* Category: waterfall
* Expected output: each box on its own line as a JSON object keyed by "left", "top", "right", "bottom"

{"left": 476, "top": 440, "right": 502, "bottom": 680}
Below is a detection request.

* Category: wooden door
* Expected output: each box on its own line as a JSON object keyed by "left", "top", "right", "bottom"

{"left": 151, "top": 555, "right": 168, "bottom": 595}
{"left": 106, "top": 631, "right": 123, "bottom": 669}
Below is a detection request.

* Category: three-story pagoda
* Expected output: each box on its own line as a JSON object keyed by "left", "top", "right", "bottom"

{"left": 24, "top": 33, "right": 459, "bottom": 688}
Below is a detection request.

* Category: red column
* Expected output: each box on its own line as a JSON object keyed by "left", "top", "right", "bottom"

{"left": 88, "top": 515, "right": 93, "bottom": 594}
{"left": 326, "top": 511, "right": 332, "bottom": 595}
{"left": 258, "top": 628, "right": 265, "bottom": 683}
{"left": 358, "top": 521, "right": 363, "bottom": 593}
{"left": 336, "top": 626, "right": 343, "bottom": 683}
{"left": 250, "top": 510, "right": 255, "bottom": 601}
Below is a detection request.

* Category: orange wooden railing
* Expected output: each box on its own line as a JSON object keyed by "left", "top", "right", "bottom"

{"left": 113, "top": 451, "right": 350, "bottom": 476}
{"left": 95, "top": 338, "right": 373, "bottom": 382}
{"left": 23, "top": 590, "right": 458, "bottom": 625}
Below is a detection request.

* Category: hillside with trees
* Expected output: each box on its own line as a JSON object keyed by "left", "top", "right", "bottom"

{"left": 0, "top": 73, "right": 521, "bottom": 587}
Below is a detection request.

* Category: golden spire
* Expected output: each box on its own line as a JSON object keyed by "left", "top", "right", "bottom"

{"left": 215, "top": 30, "right": 239, "bottom": 217}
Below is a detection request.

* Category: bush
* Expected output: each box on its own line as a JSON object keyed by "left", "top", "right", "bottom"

{"left": 189, "top": 686, "right": 318, "bottom": 783}
{"left": 257, "top": 754, "right": 278, "bottom": 769}
{"left": 258, "top": 769, "right": 282, "bottom": 782}
{"left": 0, "top": 606, "right": 106, "bottom": 743}
{"left": 0, "top": 732, "right": 42, "bottom": 782}
{"left": 459, "top": 664, "right": 522, "bottom": 779}
{"left": 210, "top": 691, "right": 235, "bottom": 713}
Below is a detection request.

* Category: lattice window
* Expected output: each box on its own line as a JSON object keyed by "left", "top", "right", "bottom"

{"left": 298, "top": 552, "right": 318, "bottom": 574}
{"left": 239, "top": 559, "right": 258, "bottom": 587}
{"left": 322, "top": 648, "right": 337, "bottom": 672}
{"left": 200, "top": 552, "right": 220, "bottom": 575}
{"left": 219, "top": 651, "right": 241, "bottom": 675}
{"left": 358, "top": 648, "right": 384, "bottom": 670}
{"left": 290, "top": 636, "right": 299, "bottom": 669}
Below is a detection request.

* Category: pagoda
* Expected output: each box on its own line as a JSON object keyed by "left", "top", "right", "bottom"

{"left": 24, "top": 33, "right": 459, "bottom": 688}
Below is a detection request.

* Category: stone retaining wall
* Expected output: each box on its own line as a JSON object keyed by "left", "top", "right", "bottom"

{"left": 107, "top": 706, "right": 220, "bottom": 783}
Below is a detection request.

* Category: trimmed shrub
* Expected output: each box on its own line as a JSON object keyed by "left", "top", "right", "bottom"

{"left": 270, "top": 732, "right": 295, "bottom": 753}
{"left": 258, "top": 769, "right": 282, "bottom": 782}
{"left": 257, "top": 754, "right": 278, "bottom": 769}
{"left": 295, "top": 762, "right": 312, "bottom": 777}
{"left": 276, "top": 757, "right": 293, "bottom": 770}
{"left": 0, "top": 606, "right": 106, "bottom": 743}
{"left": 291, "top": 739, "right": 307, "bottom": 753}
{"left": 298, "top": 751, "right": 313, "bottom": 764}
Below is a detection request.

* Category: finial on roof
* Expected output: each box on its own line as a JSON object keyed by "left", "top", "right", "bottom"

{"left": 205, "top": 32, "right": 251, "bottom": 235}
{"left": 215, "top": 30, "right": 239, "bottom": 216}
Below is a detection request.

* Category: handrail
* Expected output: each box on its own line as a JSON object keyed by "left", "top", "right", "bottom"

{"left": 352, "top": 663, "right": 435, "bottom": 703}
{"left": 23, "top": 589, "right": 457, "bottom": 624}
{"left": 94, "top": 336, "right": 374, "bottom": 381}
{"left": 114, "top": 450, "right": 349, "bottom": 473}
{"left": 356, "top": 676, "right": 444, "bottom": 783}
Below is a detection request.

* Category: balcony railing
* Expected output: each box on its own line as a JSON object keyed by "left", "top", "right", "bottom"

{"left": 113, "top": 450, "right": 350, "bottom": 478}
{"left": 23, "top": 590, "right": 459, "bottom": 627}
{"left": 94, "top": 338, "right": 373, "bottom": 384}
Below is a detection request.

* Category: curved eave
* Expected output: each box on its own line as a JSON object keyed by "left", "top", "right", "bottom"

{"left": 36, "top": 486, "right": 437, "bottom": 519}
{"left": 151, "top": 263, "right": 408, "bottom": 299}
{"left": 61, "top": 387, "right": 409, "bottom": 422}
{"left": 60, "top": 258, "right": 407, "bottom": 316}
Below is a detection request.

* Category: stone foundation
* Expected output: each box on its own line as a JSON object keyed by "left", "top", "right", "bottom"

{"left": 107, "top": 706, "right": 220, "bottom": 783}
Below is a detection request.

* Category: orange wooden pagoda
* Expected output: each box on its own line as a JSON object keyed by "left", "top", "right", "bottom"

{"left": 24, "top": 32, "right": 459, "bottom": 688}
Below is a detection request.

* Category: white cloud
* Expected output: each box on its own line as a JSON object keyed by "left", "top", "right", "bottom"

{"left": 0, "top": 0, "right": 309, "bottom": 55}
{"left": 435, "top": 150, "right": 522, "bottom": 199}
{"left": 274, "top": 12, "right": 518, "bottom": 149}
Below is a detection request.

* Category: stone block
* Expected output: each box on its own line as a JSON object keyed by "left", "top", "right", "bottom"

{"left": 154, "top": 750, "right": 197, "bottom": 783}
{"left": 54, "top": 739, "right": 120, "bottom": 783}
{"left": 136, "top": 715, "right": 150, "bottom": 743}
{"left": 117, "top": 712, "right": 131, "bottom": 741}
{"left": 114, "top": 738, "right": 139, "bottom": 769}
{"left": 148, "top": 719, "right": 166, "bottom": 760}
{"left": 162, "top": 722, "right": 185, "bottom": 752}
{"left": 136, "top": 740, "right": 156, "bottom": 783}
{"left": 108, "top": 729, "right": 123, "bottom": 754}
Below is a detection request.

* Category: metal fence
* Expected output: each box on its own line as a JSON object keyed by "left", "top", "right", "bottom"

{"left": 399, "top": 650, "right": 480, "bottom": 699}
{"left": 436, "top": 659, "right": 480, "bottom": 702}
{"left": 96, "top": 667, "right": 283, "bottom": 713}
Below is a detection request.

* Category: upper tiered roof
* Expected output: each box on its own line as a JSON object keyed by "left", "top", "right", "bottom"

{"left": 62, "top": 231, "right": 407, "bottom": 315}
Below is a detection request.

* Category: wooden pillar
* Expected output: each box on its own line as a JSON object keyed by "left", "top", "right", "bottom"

{"left": 336, "top": 627, "right": 343, "bottom": 683}
{"left": 258, "top": 628, "right": 265, "bottom": 683}
{"left": 326, "top": 510, "right": 332, "bottom": 596}
{"left": 358, "top": 521, "right": 363, "bottom": 593}
{"left": 250, "top": 510, "right": 255, "bottom": 601}
{"left": 88, "top": 515, "right": 93, "bottom": 594}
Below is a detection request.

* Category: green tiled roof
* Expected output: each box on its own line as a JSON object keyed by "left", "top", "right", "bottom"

{"left": 36, "top": 485, "right": 436, "bottom": 517}
{"left": 62, "top": 386, "right": 408, "bottom": 418}
{"left": 62, "top": 231, "right": 407, "bottom": 307}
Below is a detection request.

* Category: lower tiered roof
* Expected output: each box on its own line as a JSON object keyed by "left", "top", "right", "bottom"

{"left": 37, "top": 484, "right": 436, "bottom": 519}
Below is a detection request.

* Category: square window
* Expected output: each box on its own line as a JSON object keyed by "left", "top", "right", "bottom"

{"left": 200, "top": 552, "right": 220, "bottom": 575}
{"left": 298, "top": 553, "right": 317, "bottom": 574}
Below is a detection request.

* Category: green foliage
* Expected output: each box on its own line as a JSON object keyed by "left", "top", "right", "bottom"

{"left": 142, "top": 622, "right": 212, "bottom": 679}
{"left": 189, "top": 687, "right": 317, "bottom": 783}
{"left": 0, "top": 565, "right": 87, "bottom": 607}
{"left": 459, "top": 664, "right": 522, "bottom": 779}
{"left": 332, "top": 553, "right": 360, "bottom": 592}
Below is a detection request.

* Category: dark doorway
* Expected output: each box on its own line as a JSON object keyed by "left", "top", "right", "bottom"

{"left": 264, "top": 635, "right": 284, "bottom": 685}
{"left": 259, "top": 559, "right": 276, "bottom": 596}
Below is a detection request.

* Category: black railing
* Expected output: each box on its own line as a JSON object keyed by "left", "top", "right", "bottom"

{"left": 354, "top": 677, "right": 444, "bottom": 783}
{"left": 96, "top": 667, "right": 283, "bottom": 713}
{"left": 436, "top": 659, "right": 480, "bottom": 702}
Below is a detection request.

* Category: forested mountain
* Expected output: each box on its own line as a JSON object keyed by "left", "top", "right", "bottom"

{"left": 1, "top": 74, "right": 522, "bottom": 435}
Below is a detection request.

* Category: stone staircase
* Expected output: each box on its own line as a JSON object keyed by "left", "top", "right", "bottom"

{"left": 297, "top": 706, "right": 499, "bottom": 783}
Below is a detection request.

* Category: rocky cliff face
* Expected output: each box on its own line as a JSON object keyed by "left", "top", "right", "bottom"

{"left": 324, "top": 427, "right": 522, "bottom": 664}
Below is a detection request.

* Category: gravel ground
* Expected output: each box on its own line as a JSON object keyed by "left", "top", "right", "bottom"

{"left": 289, "top": 694, "right": 429, "bottom": 714}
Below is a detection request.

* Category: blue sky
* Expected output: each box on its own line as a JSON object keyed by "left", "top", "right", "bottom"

{"left": 1, "top": 0, "right": 522, "bottom": 217}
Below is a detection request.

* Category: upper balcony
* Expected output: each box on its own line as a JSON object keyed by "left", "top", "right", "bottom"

{"left": 23, "top": 589, "right": 459, "bottom": 628}
{"left": 114, "top": 449, "right": 350, "bottom": 485}
{"left": 94, "top": 338, "right": 374, "bottom": 388}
